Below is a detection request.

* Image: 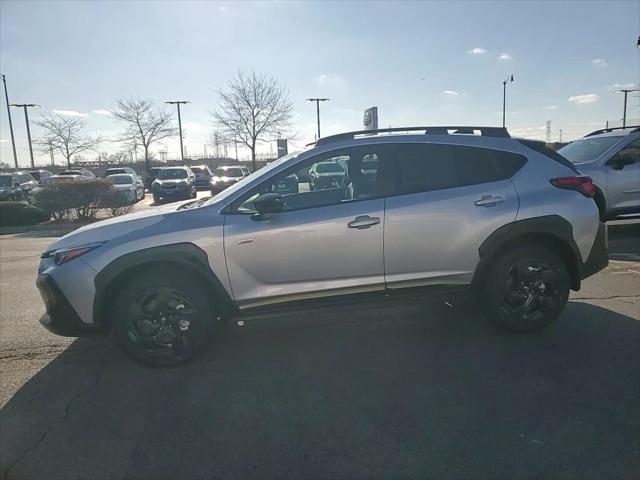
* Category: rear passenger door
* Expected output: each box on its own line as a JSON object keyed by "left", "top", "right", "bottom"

{"left": 383, "top": 143, "right": 524, "bottom": 289}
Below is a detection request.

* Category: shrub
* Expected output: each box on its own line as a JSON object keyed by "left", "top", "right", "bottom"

{"left": 0, "top": 201, "right": 50, "bottom": 227}
{"left": 101, "top": 189, "right": 133, "bottom": 217}
{"left": 32, "top": 179, "right": 113, "bottom": 221}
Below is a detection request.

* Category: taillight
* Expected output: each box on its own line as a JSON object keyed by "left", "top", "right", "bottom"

{"left": 549, "top": 176, "right": 596, "bottom": 198}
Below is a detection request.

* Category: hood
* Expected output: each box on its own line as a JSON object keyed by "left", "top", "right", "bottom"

{"left": 212, "top": 176, "right": 240, "bottom": 183}
{"left": 155, "top": 178, "right": 186, "bottom": 184}
{"left": 45, "top": 202, "right": 182, "bottom": 252}
{"left": 112, "top": 184, "right": 135, "bottom": 190}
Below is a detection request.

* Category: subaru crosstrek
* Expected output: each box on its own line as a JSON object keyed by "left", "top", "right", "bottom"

{"left": 37, "top": 126, "right": 608, "bottom": 366}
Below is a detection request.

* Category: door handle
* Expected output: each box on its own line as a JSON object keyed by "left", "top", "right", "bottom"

{"left": 474, "top": 195, "right": 505, "bottom": 207}
{"left": 348, "top": 215, "right": 380, "bottom": 229}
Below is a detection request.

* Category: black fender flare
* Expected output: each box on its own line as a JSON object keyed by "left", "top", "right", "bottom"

{"left": 93, "top": 242, "right": 236, "bottom": 330}
{"left": 474, "top": 215, "right": 582, "bottom": 290}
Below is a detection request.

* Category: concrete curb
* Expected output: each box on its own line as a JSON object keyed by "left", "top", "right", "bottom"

{"left": 0, "top": 222, "right": 84, "bottom": 237}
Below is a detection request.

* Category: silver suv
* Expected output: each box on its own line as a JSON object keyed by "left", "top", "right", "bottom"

{"left": 558, "top": 126, "right": 640, "bottom": 220}
{"left": 37, "top": 126, "right": 608, "bottom": 366}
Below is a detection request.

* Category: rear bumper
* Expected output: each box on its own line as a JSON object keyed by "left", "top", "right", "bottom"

{"left": 578, "top": 222, "right": 608, "bottom": 280}
{"left": 36, "top": 274, "right": 106, "bottom": 337}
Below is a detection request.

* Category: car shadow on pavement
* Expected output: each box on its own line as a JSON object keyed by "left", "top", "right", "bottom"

{"left": 1, "top": 299, "right": 639, "bottom": 480}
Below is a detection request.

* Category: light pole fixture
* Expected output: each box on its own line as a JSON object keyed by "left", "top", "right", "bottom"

{"left": 0, "top": 74, "right": 19, "bottom": 169}
{"left": 615, "top": 88, "right": 639, "bottom": 128}
{"left": 165, "top": 100, "right": 190, "bottom": 161}
{"left": 10, "top": 103, "right": 39, "bottom": 168}
{"left": 306, "top": 98, "right": 330, "bottom": 139}
{"left": 502, "top": 74, "right": 514, "bottom": 128}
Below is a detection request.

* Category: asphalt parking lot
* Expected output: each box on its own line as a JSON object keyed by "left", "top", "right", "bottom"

{"left": 0, "top": 202, "right": 638, "bottom": 480}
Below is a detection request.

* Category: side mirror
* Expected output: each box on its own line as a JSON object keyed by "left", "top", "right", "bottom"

{"left": 609, "top": 155, "right": 634, "bottom": 170}
{"left": 13, "top": 182, "right": 20, "bottom": 188}
{"left": 252, "top": 193, "right": 284, "bottom": 219}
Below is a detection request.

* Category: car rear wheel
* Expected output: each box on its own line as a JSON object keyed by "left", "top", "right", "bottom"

{"left": 112, "top": 268, "right": 217, "bottom": 367}
{"left": 482, "top": 245, "right": 570, "bottom": 332}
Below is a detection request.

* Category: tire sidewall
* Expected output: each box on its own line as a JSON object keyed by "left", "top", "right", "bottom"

{"left": 483, "top": 245, "right": 570, "bottom": 332}
{"left": 111, "top": 267, "right": 217, "bottom": 367}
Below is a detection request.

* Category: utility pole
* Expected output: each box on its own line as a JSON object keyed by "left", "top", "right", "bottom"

{"left": 234, "top": 134, "right": 238, "bottom": 161}
{"left": 615, "top": 88, "right": 639, "bottom": 128}
{"left": 165, "top": 100, "right": 190, "bottom": 162}
{"left": 502, "top": 74, "right": 514, "bottom": 128}
{"left": 10, "top": 103, "right": 39, "bottom": 168}
{"left": 306, "top": 98, "right": 330, "bottom": 139}
{"left": 49, "top": 141, "right": 55, "bottom": 166}
{"left": 559, "top": 129, "right": 563, "bottom": 143}
{"left": 0, "top": 74, "right": 18, "bottom": 169}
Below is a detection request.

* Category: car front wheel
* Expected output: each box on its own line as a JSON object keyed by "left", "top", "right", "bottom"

{"left": 482, "top": 245, "right": 570, "bottom": 332}
{"left": 111, "top": 268, "right": 217, "bottom": 366}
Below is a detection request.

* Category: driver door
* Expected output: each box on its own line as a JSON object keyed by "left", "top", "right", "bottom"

{"left": 223, "top": 147, "right": 386, "bottom": 308}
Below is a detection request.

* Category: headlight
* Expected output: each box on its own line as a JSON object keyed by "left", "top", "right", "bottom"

{"left": 44, "top": 242, "right": 105, "bottom": 266}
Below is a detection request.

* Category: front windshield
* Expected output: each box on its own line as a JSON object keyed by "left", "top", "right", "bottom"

{"left": 203, "top": 151, "right": 300, "bottom": 206}
{"left": 190, "top": 167, "right": 204, "bottom": 173}
{"left": 0, "top": 176, "right": 12, "bottom": 187}
{"left": 157, "top": 169, "right": 187, "bottom": 179}
{"left": 216, "top": 167, "right": 243, "bottom": 177}
{"left": 110, "top": 175, "right": 133, "bottom": 185}
{"left": 558, "top": 136, "right": 622, "bottom": 163}
{"left": 316, "top": 163, "right": 344, "bottom": 173}
{"left": 106, "top": 169, "right": 125, "bottom": 175}
{"left": 59, "top": 171, "right": 81, "bottom": 176}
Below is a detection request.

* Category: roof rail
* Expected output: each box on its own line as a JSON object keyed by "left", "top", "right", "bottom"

{"left": 310, "top": 126, "right": 510, "bottom": 147}
{"left": 584, "top": 125, "right": 640, "bottom": 137}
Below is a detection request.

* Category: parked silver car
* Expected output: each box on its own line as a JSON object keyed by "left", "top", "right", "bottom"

{"left": 558, "top": 126, "right": 639, "bottom": 220}
{"left": 108, "top": 173, "right": 145, "bottom": 202}
{"left": 37, "top": 126, "right": 607, "bottom": 366}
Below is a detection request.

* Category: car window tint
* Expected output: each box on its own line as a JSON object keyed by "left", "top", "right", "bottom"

{"left": 392, "top": 143, "right": 526, "bottom": 195}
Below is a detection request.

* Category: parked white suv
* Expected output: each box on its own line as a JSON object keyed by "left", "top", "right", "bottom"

{"left": 37, "top": 126, "right": 608, "bottom": 366}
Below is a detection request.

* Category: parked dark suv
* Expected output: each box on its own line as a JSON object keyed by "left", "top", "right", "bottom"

{"left": 151, "top": 166, "right": 197, "bottom": 203}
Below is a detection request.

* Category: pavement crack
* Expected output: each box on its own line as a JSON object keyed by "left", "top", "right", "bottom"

{"left": 3, "top": 353, "right": 108, "bottom": 479}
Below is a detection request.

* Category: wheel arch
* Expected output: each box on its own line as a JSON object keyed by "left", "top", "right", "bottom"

{"left": 473, "top": 215, "right": 582, "bottom": 290}
{"left": 93, "top": 243, "right": 236, "bottom": 332}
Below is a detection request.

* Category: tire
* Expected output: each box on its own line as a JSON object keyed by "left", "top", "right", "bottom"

{"left": 482, "top": 245, "right": 570, "bottom": 332}
{"left": 111, "top": 267, "right": 217, "bottom": 367}
{"left": 594, "top": 189, "right": 607, "bottom": 222}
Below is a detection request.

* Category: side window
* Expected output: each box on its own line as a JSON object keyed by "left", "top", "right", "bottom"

{"left": 392, "top": 144, "right": 527, "bottom": 196}
{"left": 235, "top": 147, "right": 382, "bottom": 213}
{"left": 613, "top": 139, "right": 640, "bottom": 165}
{"left": 393, "top": 144, "right": 457, "bottom": 195}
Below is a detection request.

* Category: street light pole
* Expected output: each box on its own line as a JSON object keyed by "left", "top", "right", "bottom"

{"left": 502, "top": 74, "right": 514, "bottom": 128}
{"left": 165, "top": 100, "right": 190, "bottom": 161}
{"left": 0, "top": 74, "right": 19, "bottom": 169}
{"left": 10, "top": 103, "right": 39, "bottom": 168}
{"left": 616, "top": 88, "right": 639, "bottom": 127}
{"left": 306, "top": 98, "right": 330, "bottom": 139}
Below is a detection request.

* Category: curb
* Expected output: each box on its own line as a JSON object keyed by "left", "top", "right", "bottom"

{"left": 0, "top": 222, "right": 84, "bottom": 237}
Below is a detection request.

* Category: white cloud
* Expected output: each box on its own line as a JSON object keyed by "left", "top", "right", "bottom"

{"left": 315, "top": 73, "right": 348, "bottom": 89}
{"left": 544, "top": 105, "right": 558, "bottom": 110}
{"left": 568, "top": 94, "right": 600, "bottom": 105}
{"left": 443, "top": 90, "right": 459, "bottom": 96}
{"left": 52, "top": 109, "right": 88, "bottom": 118}
{"left": 606, "top": 83, "right": 639, "bottom": 90}
{"left": 467, "top": 47, "right": 487, "bottom": 55}
{"left": 591, "top": 58, "right": 607, "bottom": 67}
{"left": 498, "top": 53, "right": 512, "bottom": 60}
{"left": 93, "top": 109, "right": 113, "bottom": 117}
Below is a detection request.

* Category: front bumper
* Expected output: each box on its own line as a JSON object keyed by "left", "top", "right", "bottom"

{"left": 578, "top": 222, "right": 608, "bottom": 280}
{"left": 36, "top": 274, "right": 106, "bottom": 337}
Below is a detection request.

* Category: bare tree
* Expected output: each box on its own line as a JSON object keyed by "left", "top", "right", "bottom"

{"left": 113, "top": 98, "right": 176, "bottom": 171}
{"left": 213, "top": 71, "right": 294, "bottom": 171}
{"left": 35, "top": 114, "right": 100, "bottom": 168}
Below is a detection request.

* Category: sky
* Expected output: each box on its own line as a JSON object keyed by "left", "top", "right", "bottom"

{"left": 1, "top": 0, "right": 639, "bottom": 167}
